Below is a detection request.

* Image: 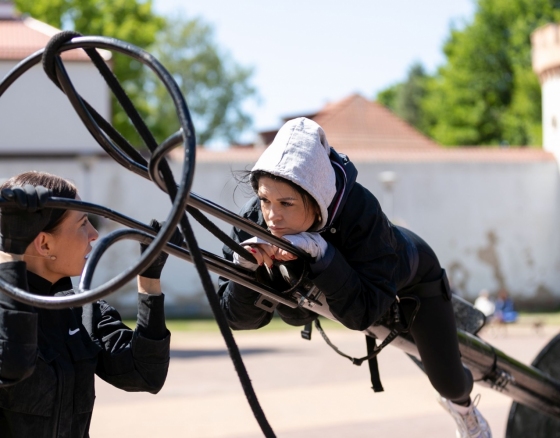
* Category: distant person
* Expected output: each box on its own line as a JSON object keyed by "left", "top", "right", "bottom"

{"left": 494, "top": 289, "right": 518, "bottom": 324}
{"left": 0, "top": 171, "right": 173, "bottom": 437}
{"left": 474, "top": 289, "right": 495, "bottom": 318}
{"left": 218, "top": 117, "right": 492, "bottom": 438}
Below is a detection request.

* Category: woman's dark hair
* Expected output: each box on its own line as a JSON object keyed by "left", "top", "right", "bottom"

{"left": 234, "top": 169, "right": 321, "bottom": 226}
{"left": 0, "top": 171, "right": 77, "bottom": 233}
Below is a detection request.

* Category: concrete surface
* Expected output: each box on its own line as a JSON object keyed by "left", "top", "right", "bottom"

{"left": 90, "top": 323, "right": 559, "bottom": 437}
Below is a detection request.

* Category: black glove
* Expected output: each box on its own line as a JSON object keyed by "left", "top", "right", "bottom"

{"left": 140, "top": 219, "right": 184, "bottom": 279}
{"left": 0, "top": 185, "right": 53, "bottom": 254}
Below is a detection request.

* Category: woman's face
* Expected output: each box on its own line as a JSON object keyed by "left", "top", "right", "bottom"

{"left": 258, "top": 176, "right": 318, "bottom": 237}
{"left": 38, "top": 195, "right": 99, "bottom": 281}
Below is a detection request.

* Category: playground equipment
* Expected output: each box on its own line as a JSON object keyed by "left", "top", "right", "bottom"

{"left": 0, "top": 33, "right": 559, "bottom": 437}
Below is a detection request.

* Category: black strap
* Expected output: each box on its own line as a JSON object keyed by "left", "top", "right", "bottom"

{"left": 313, "top": 318, "right": 399, "bottom": 393}
{"left": 314, "top": 318, "right": 361, "bottom": 362}
{"left": 366, "top": 336, "right": 384, "bottom": 392}
{"left": 312, "top": 295, "right": 421, "bottom": 394}
{"left": 314, "top": 318, "right": 400, "bottom": 365}
{"left": 301, "top": 322, "right": 313, "bottom": 340}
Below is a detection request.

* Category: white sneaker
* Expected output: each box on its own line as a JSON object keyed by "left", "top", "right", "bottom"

{"left": 437, "top": 394, "right": 492, "bottom": 438}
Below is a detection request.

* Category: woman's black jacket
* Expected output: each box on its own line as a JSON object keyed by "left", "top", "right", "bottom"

{"left": 218, "top": 150, "right": 416, "bottom": 331}
{"left": 0, "top": 261, "right": 170, "bottom": 438}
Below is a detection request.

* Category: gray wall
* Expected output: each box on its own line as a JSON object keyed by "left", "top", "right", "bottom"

{"left": 0, "top": 155, "right": 558, "bottom": 316}
{"left": 0, "top": 61, "right": 110, "bottom": 154}
{"left": 353, "top": 160, "right": 560, "bottom": 307}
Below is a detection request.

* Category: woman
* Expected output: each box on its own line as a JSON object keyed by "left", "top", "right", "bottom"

{"left": 219, "top": 118, "right": 491, "bottom": 438}
{"left": 0, "top": 171, "right": 172, "bottom": 437}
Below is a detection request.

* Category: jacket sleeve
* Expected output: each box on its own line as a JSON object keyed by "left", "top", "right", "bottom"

{"left": 217, "top": 198, "right": 316, "bottom": 330}
{"left": 309, "top": 184, "right": 399, "bottom": 330}
{"left": 0, "top": 261, "right": 38, "bottom": 386}
{"left": 89, "top": 293, "right": 170, "bottom": 394}
{"left": 217, "top": 198, "right": 274, "bottom": 330}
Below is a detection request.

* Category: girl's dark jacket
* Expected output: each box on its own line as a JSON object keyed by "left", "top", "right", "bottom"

{"left": 0, "top": 261, "right": 170, "bottom": 438}
{"left": 218, "top": 149, "right": 417, "bottom": 331}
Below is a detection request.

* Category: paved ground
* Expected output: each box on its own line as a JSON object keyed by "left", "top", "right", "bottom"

{"left": 90, "top": 322, "right": 559, "bottom": 437}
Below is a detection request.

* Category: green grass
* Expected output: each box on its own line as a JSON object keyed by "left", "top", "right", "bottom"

{"left": 122, "top": 312, "right": 560, "bottom": 333}
{"left": 518, "top": 312, "right": 560, "bottom": 326}
{"left": 123, "top": 316, "right": 346, "bottom": 332}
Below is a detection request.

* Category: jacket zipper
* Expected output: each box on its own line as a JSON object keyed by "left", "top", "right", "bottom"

{"left": 52, "top": 361, "right": 64, "bottom": 438}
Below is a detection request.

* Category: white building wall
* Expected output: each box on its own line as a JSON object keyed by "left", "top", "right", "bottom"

{"left": 1, "top": 155, "right": 557, "bottom": 316}
{"left": 353, "top": 160, "right": 560, "bottom": 307}
{"left": 0, "top": 61, "right": 110, "bottom": 153}
{"left": 541, "top": 75, "right": 560, "bottom": 158}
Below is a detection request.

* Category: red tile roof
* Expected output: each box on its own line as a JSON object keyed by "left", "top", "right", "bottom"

{"left": 312, "top": 94, "right": 439, "bottom": 152}
{"left": 201, "top": 92, "right": 548, "bottom": 164}
{"left": 171, "top": 145, "right": 554, "bottom": 164}
{"left": 0, "top": 17, "right": 110, "bottom": 61}
{"left": 258, "top": 93, "right": 440, "bottom": 154}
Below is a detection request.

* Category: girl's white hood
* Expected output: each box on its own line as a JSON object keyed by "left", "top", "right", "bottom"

{"left": 251, "top": 117, "right": 336, "bottom": 230}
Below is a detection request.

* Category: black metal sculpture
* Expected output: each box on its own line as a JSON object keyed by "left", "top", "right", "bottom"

{"left": 0, "top": 32, "right": 559, "bottom": 437}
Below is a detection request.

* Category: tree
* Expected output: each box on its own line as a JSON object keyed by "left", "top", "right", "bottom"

{"left": 376, "top": 62, "right": 430, "bottom": 134}
{"left": 15, "top": 0, "right": 165, "bottom": 142}
{"left": 423, "top": 0, "right": 560, "bottom": 146}
{"left": 376, "top": 82, "right": 402, "bottom": 115}
{"left": 15, "top": 1, "right": 257, "bottom": 147}
{"left": 376, "top": 0, "right": 560, "bottom": 146}
{"left": 145, "top": 16, "right": 257, "bottom": 146}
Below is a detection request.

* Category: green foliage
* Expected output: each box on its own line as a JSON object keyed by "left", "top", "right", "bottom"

{"left": 376, "top": 63, "right": 431, "bottom": 135}
{"left": 145, "top": 17, "right": 257, "bottom": 146}
{"left": 424, "top": 0, "right": 560, "bottom": 146}
{"left": 15, "top": 0, "right": 68, "bottom": 27}
{"left": 376, "top": 0, "right": 560, "bottom": 146}
{"left": 14, "top": 1, "right": 257, "bottom": 147}
{"left": 15, "top": 0, "right": 164, "bottom": 143}
{"left": 376, "top": 82, "right": 402, "bottom": 114}
{"left": 395, "top": 63, "right": 429, "bottom": 130}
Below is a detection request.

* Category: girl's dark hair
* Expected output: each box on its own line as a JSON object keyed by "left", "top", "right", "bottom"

{"left": 234, "top": 169, "right": 321, "bottom": 225}
{"left": 0, "top": 171, "right": 78, "bottom": 233}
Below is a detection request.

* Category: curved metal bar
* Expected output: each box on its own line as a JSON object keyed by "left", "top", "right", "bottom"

{"left": 0, "top": 198, "right": 151, "bottom": 232}
{"left": 0, "top": 33, "right": 280, "bottom": 437}
{"left": 79, "top": 228, "right": 154, "bottom": 293}
{"left": 0, "top": 50, "right": 150, "bottom": 178}
{"left": 0, "top": 49, "right": 44, "bottom": 97}
{"left": 0, "top": 229, "right": 152, "bottom": 309}
{"left": 0, "top": 45, "right": 308, "bottom": 262}
{"left": 187, "top": 193, "right": 311, "bottom": 259}
{"left": 149, "top": 130, "right": 185, "bottom": 193}
{"left": 0, "top": 36, "right": 197, "bottom": 306}
{"left": 47, "top": 37, "right": 197, "bottom": 297}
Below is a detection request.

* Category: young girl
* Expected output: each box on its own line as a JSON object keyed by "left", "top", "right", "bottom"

{"left": 0, "top": 171, "right": 172, "bottom": 437}
{"left": 219, "top": 118, "right": 492, "bottom": 438}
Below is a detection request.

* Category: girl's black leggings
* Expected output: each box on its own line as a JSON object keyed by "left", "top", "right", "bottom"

{"left": 399, "top": 228, "right": 473, "bottom": 404}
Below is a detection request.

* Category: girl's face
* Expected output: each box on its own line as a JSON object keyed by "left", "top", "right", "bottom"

{"left": 28, "top": 195, "right": 99, "bottom": 283}
{"left": 258, "top": 176, "right": 318, "bottom": 237}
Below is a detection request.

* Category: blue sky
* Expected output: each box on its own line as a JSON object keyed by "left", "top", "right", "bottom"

{"left": 153, "top": 0, "right": 476, "bottom": 139}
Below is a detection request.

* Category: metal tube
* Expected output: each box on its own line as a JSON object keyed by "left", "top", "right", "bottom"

{"left": 296, "top": 293, "right": 560, "bottom": 419}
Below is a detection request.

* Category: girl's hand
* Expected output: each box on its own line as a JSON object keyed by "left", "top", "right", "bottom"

{"left": 232, "top": 245, "right": 266, "bottom": 270}
{"left": 245, "top": 245, "right": 276, "bottom": 268}
{"left": 282, "top": 232, "right": 328, "bottom": 260}
{"left": 257, "top": 244, "right": 298, "bottom": 263}
{"left": 236, "top": 236, "right": 301, "bottom": 269}
{"left": 233, "top": 244, "right": 296, "bottom": 271}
